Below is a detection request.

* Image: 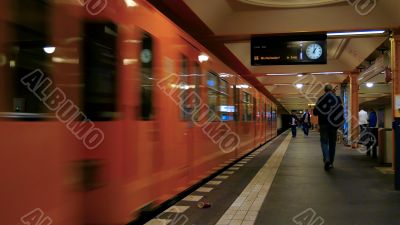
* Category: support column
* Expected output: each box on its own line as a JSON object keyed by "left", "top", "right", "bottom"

{"left": 391, "top": 32, "right": 400, "bottom": 189}
{"left": 350, "top": 72, "right": 359, "bottom": 149}
{"left": 391, "top": 33, "right": 400, "bottom": 118}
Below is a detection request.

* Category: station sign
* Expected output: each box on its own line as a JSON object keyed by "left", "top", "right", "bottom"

{"left": 251, "top": 34, "right": 327, "bottom": 65}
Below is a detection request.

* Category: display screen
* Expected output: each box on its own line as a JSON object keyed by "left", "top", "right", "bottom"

{"left": 251, "top": 34, "right": 327, "bottom": 65}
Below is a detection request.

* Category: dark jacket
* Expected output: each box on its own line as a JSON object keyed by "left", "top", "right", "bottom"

{"left": 313, "top": 92, "right": 344, "bottom": 129}
{"left": 368, "top": 111, "right": 377, "bottom": 127}
{"left": 302, "top": 112, "right": 311, "bottom": 124}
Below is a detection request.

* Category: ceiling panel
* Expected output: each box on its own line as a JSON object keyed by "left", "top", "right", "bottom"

{"left": 180, "top": 0, "right": 398, "bottom": 112}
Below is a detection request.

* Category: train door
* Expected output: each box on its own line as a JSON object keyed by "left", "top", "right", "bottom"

{"left": 182, "top": 58, "right": 201, "bottom": 187}
{"left": 133, "top": 31, "right": 158, "bottom": 207}
{"left": 175, "top": 52, "right": 201, "bottom": 191}
{"left": 267, "top": 102, "right": 272, "bottom": 141}
{"left": 253, "top": 95, "right": 258, "bottom": 148}
{"left": 190, "top": 62, "right": 202, "bottom": 181}
{"left": 232, "top": 77, "right": 240, "bottom": 159}
{"left": 264, "top": 100, "right": 268, "bottom": 143}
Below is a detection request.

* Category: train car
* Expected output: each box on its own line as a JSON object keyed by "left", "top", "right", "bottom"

{"left": 0, "top": 0, "right": 278, "bottom": 224}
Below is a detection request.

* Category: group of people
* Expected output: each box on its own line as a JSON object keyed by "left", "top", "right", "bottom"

{"left": 290, "top": 84, "right": 345, "bottom": 171}
{"left": 289, "top": 109, "right": 311, "bottom": 138}
{"left": 358, "top": 108, "right": 378, "bottom": 156}
{"left": 359, "top": 108, "right": 377, "bottom": 131}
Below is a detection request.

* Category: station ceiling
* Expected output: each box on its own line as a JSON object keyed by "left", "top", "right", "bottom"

{"left": 152, "top": 0, "right": 400, "bottom": 112}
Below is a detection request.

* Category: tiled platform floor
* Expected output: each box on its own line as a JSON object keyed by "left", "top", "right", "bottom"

{"left": 145, "top": 130, "right": 400, "bottom": 225}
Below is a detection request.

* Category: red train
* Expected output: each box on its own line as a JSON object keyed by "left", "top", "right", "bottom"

{"left": 0, "top": 0, "right": 277, "bottom": 224}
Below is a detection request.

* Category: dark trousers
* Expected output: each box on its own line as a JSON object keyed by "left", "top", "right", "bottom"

{"left": 302, "top": 123, "right": 309, "bottom": 136}
{"left": 319, "top": 125, "right": 338, "bottom": 163}
{"left": 359, "top": 124, "right": 368, "bottom": 144}
{"left": 291, "top": 125, "right": 297, "bottom": 137}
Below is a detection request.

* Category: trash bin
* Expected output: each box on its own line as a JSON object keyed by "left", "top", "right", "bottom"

{"left": 378, "top": 128, "right": 393, "bottom": 164}
{"left": 393, "top": 119, "right": 400, "bottom": 190}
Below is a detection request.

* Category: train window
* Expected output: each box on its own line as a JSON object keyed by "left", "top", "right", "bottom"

{"left": 219, "top": 79, "right": 231, "bottom": 121}
{"left": 264, "top": 102, "right": 267, "bottom": 122}
{"left": 242, "top": 92, "right": 252, "bottom": 121}
{"left": 253, "top": 97, "right": 257, "bottom": 121}
{"left": 233, "top": 86, "right": 240, "bottom": 121}
{"left": 272, "top": 109, "right": 276, "bottom": 120}
{"left": 138, "top": 32, "right": 154, "bottom": 120}
{"left": 193, "top": 63, "right": 201, "bottom": 121}
{"left": 207, "top": 72, "right": 218, "bottom": 120}
{"left": 180, "top": 55, "right": 190, "bottom": 120}
{"left": 0, "top": 0, "right": 51, "bottom": 120}
{"left": 82, "top": 22, "right": 117, "bottom": 121}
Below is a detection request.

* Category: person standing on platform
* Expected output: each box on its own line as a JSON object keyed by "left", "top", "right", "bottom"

{"left": 313, "top": 84, "right": 344, "bottom": 171}
{"left": 368, "top": 109, "right": 377, "bottom": 128}
{"left": 359, "top": 108, "right": 368, "bottom": 133}
{"left": 302, "top": 109, "right": 311, "bottom": 136}
{"left": 290, "top": 111, "right": 299, "bottom": 138}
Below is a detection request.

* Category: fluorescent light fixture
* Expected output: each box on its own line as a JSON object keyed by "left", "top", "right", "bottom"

{"left": 327, "top": 30, "right": 385, "bottom": 37}
{"left": 123, "top": 58, "right": 138, "bottom": 65}
{"left": 198, "top": 53, "right": 209, "bottom": 63}
{"left": 9, "top": 60, "right": 16, "bottom": 68}
{"left": 366, "top": 82, "right": 374, "bottom": 88}
{"left": 219, "top": 73, "right": 233, "bottom": 78}
{"left": 296, "top": 83, "right": 303, "bottom": 89}
{"left": 311, "top": 72, "right": 344, "bottom": 75}
{"left": 43, "top": 46, "right": 56, "bottom": 54}
{"left": 266, "top": 73, "right": 298, "bottom": 76}
{"left": 236, "top": 84, "right": 249, "bottom": 89}
{"left": 297, "top": 74, "right": 303, "bottom": 77}
{"left": 124, "top": 0, "right": 138, "bottom": 7}
{"left": 52, "top": 57, "right": 79, "bottom": 64}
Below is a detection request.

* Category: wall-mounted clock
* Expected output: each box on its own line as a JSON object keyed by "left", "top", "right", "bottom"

{"left": 306, "top": 43, "right": 323, "bottom": 60}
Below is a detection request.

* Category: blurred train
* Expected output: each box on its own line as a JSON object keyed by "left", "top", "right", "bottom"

{"left": 0, "top": 0, "right": 277, "bottom": 224}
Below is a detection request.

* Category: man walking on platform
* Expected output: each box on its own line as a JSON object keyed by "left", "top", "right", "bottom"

{"left": 290, "top": 111, "right": 299, "bottom": 138}
{"left": 302, "top": 109, "right": 311, "bottom": 136}
{"left": 313, "top": 84, "right": 344, "bottom": 171}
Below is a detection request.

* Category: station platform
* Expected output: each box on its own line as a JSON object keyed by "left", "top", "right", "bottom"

{"left": 145, "top": 130, "right": 400, "bottom": 225}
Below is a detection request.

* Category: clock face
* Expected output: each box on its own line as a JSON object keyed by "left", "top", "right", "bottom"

{"left": 306, "top": 43, "right": 323, "bottom": 60}
{"left": 140, "top": 49, "right": 152, "bottom": 63}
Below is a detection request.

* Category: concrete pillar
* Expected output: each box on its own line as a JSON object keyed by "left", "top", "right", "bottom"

{"left": 391, "top": 32, "right": 400, "bottom": 171}
{"left": 391, "top": 33, "right": 400, "bottom": 118}
{"left": 350, "top": 72, "right": 359, "bottom": 148}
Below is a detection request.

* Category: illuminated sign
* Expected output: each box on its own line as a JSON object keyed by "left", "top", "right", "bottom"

{"left": 219, "top": 105, "right": 235, "bottom": 113}
{"left": 251, "top": 34, "right": 327, "bottom": 65}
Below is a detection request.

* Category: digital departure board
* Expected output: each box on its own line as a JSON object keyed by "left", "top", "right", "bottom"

{"left": 251, "top": 34, "right": 327, "bottom": 66}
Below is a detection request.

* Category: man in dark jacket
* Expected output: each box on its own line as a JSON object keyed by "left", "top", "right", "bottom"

{"left": 289, "top": 111, "right": 299, "bottom": 138}
{"left": 368, "top": 109, "right": 377, "bottom": 128}
{"left": 302, "top": 109, "right": 311, "bottom": 136}
{"left": 313, "top": 84, "right": 344, "bottom": 171}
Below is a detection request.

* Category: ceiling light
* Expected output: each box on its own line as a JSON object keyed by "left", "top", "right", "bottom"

{"left": 219, "top": 73, "right": 233, "bottom": 78}
{"left": 311, "top": 72, "right": 344, "bottom": 75}
{"left": 266, "top": 73, "right": 298, "bottom": 76}
{"left": 296, "top": 84, "right": 303, "bottom": 89}
{"left": 124, "top": 0, "right": 138, "bottom": 7}
{"left": 9, "top": 60, "right": 16, "bottom": 68}
{"left": 43, "top": 46, "right": 56, "bottom": 54}
{"left": 236, "top": 84, "right": 249, "bottom": 89}
{"left": 327, "top": 30, "right": 385, "bottom": 37}
{"left": 366, "top": 82, "right": 374, "bottom": 88}
{"left": 198, "top": 53, "right": 209, "bottom": 63}
{"left": 297, "top": 74, "right": 303, "bottom": 77}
